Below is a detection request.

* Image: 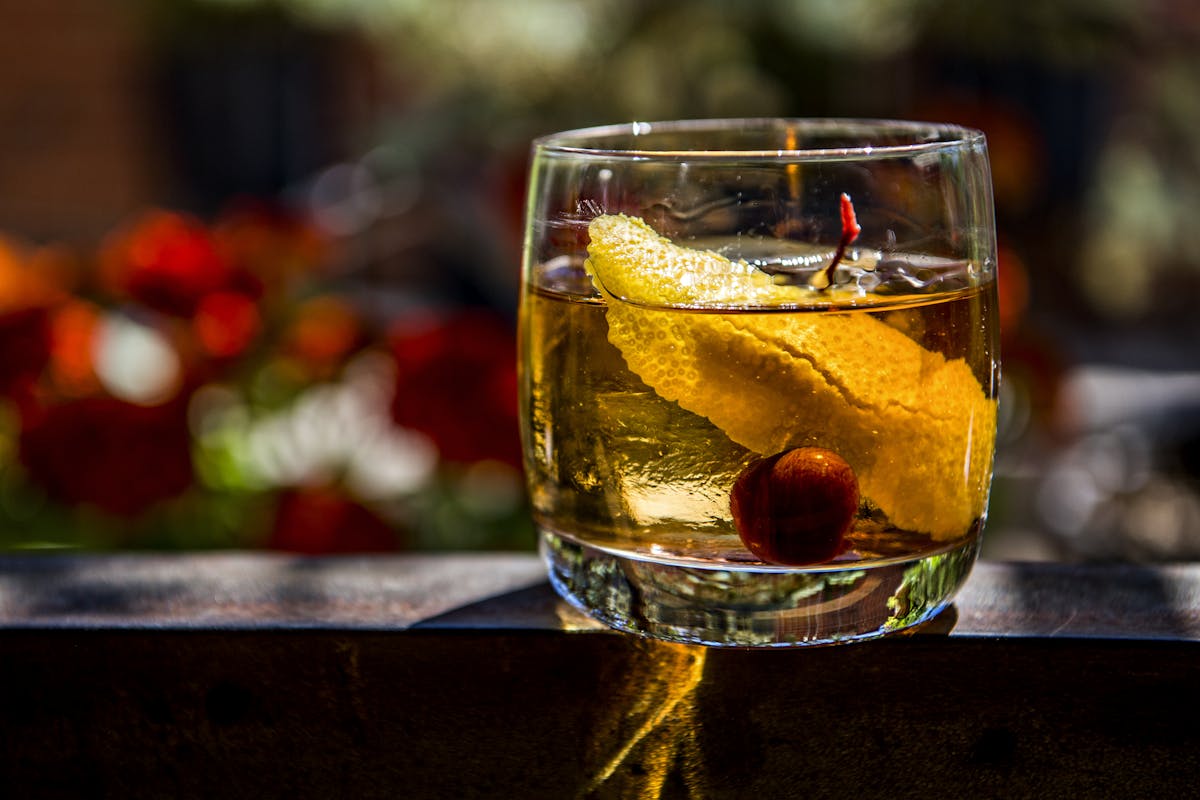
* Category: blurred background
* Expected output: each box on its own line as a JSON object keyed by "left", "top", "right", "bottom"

{"left": 1, "top": 0, "right": 1198, "bottom": 561}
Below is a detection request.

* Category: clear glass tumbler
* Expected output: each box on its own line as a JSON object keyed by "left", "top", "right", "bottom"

{"left": 519, "top": 119, "right": 1000, "bottom": 647}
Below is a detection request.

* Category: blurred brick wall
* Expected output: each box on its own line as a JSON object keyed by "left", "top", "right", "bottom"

{"left": 0, "top": 1, "right": 165, "bottom": 244}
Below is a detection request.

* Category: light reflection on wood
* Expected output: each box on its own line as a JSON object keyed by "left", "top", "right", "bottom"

{"left": 583, "top": 640, "right": 708, "bottom": 799}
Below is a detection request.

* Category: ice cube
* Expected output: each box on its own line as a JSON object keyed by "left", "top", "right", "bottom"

{"left": 595, "top": 390, "right": 755, "bottom": 527}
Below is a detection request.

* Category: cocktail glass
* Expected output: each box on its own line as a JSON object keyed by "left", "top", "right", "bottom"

{"left": 519, "top": 119, "right": 999, "bottom": 647}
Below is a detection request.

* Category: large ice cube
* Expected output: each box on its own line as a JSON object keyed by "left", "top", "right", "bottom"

{"left": 595, "top": 390, "right": 754, "bottom": 528}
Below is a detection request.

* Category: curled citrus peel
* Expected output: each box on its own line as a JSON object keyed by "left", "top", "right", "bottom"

{"left": 584, "top": 213, "right": 996, "bottom": 540}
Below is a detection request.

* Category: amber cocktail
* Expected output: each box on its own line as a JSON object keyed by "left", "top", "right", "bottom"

{"left": 520, "top": 119, "right": 999, "bottom": 646}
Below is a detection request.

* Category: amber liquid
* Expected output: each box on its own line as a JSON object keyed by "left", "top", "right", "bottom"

{"left": 520, "top": 258, "right": 1000, "bottom": 569}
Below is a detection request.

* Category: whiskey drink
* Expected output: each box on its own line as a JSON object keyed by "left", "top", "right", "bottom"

{"left": 520, "top": 120, "right": 999, "bottom": 646}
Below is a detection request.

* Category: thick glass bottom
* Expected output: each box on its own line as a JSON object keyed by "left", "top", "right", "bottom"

{"left": 541, "top": 529, "right": 978, "bottom": 647}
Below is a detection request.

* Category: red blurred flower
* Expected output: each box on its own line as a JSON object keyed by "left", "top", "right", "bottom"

{"left": 214, "top": 200, "right": 330, "bottom": 290}
{"left": 18, "top": 395, "right": 194, "bottom": 517}
{"left": 0, "top": 307, "right": 51, "bottom": 401}
{"left": 46, "top": 300, "right": 103, "bottom": 397}
{"left": 102, "top": 211, "right": 241, "bottom": 317}
{"left": 193, "top": 291, "right": 262, "bottom": 359}
{"left": 266, "top": 486, "right": 401, "bottom": 554}
{"left": 389, "top": 309, "right": 521, "bottom": 468}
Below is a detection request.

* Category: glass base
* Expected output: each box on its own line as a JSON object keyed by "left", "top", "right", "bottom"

{"left": 540, "top": 530, "right": 977, "bottom": 647}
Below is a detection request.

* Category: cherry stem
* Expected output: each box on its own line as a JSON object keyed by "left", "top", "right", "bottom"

{"left": 820, "top": 193, "right": 861, "bottom": 289}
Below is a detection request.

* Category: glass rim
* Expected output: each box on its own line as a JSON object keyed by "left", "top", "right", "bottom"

{"left": 532, "top": 117, "right": 986, "bottom": 161}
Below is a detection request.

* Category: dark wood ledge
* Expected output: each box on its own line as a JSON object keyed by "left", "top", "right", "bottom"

{"left": 2, "top": 554, "right": 1198, "bottom": 798}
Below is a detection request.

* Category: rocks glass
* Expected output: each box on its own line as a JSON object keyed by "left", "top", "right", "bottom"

{"left": 519, "top": 119, "right": 999, "bottom": 646}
